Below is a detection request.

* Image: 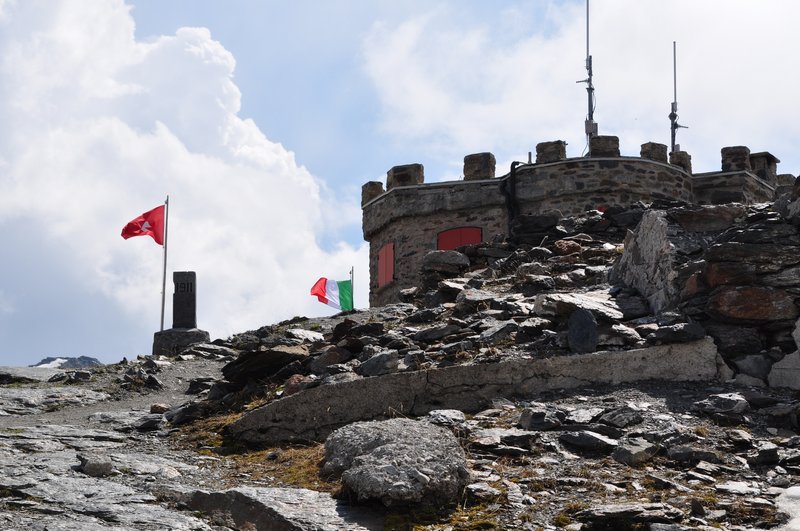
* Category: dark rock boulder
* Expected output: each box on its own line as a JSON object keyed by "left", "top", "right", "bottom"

{"left": 222, "top": 344, "right": 309, "bottom": 385}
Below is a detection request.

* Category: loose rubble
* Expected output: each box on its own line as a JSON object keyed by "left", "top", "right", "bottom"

{"left": 2, "top": 200, "right": 800, "bottom": 529}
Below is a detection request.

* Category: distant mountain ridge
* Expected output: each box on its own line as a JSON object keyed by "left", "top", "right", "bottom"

{"left": 31, "top": 356, "right": 103, "bottom": 369}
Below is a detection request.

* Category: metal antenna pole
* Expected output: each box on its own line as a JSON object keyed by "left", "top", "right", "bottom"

{"left": 577, "top": 0, "right": 597, "bottom": 153}
{"left": 669, "top": 41, "right": 687, "bottom": 153}
{"left": 586, "top": 0, "right": 593, "bottom": 123}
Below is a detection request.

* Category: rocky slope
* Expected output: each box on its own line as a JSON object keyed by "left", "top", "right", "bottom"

{"left": 2, "top": 200, "right": 800, "bottom": 530}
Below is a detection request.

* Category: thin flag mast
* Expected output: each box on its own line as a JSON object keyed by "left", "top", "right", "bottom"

{"left": 350, "top": 266, "right": 354, "bottom": 310}
{"left": 577, "top": 0, "right": 598, "bottom": 152}
{"left": 160, "top": 195, "right": 169, "bottom": 331}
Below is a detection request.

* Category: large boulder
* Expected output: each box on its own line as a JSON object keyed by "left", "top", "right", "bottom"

{"left": 321, "top": 418, "right": 470, "bottom": 507}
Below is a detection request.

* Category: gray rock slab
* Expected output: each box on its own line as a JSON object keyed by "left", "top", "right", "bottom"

{"left": 227, "top": 338, "right": 719, "bottom": 445}
{"left": 775, "top": 486, "right": 800, "bottom": 530}
{"left": 0, "top": 386, "right": 110, "bottom": 416}
{"left": 0, "top": 366, "right": 64, "bottom": 383}
{"left": 559, "top": 430, "right": 618, "bottom": 453}
{"left": 180, "top": 486, "right": 384, "bottom": 530}
{"left": 612, "top": 438, "right": 659, "bottom": 467}
{"left": 768, "top": 351, "right": 800, "bottom": 390}
{"left": 534, "top": 291, "right": 624, "bottom": 321}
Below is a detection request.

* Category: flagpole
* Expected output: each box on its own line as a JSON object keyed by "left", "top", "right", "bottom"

{"left": 350, "top": 266, "right": 354, "bottom": 310}
{"left": 160, "top": 195, "right": 169, "bottom": 331}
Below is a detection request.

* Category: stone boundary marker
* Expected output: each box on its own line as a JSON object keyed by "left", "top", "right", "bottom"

{"left": 228, "top": 338, "right": 719, "bottom": 446}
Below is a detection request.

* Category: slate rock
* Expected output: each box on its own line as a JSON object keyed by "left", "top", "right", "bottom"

{"left": 180, "top": 486, "right": 384, "bottom": 530}
{"left": 322, "top": 418, "right": 470, "bottom": 507}
{"left": 694, "top": 393, "right": 750, "bottom": 415}
{"left": 478, "top": 320, "right": 518, "bottom": 344}
{"left": 575, "top": 503, "right": 683, "bottom": 525}
{"left": 355, "top": 351, "right": 399, "bottom": 377}
{"left": 413, "top": 324, "right": 462, "bottom": 342}
{"left": 186, "top": 377, "right": 216, "bottom": 394}
{"left": 455, "top": 289, "right": 496, "bottom": 308}
{"left": 76, "top": 453, "right": 114, "bottom": 477}
{"left": 748, "top": 441, "right": 780, "bottom": 466}
{"left": 559, "top": 430, "right": 618, "bottom": 454}
{"left": 568, "top": 308, "right": 599, "bottom": 354}
{"left": 647, "top": 322, "right": 706, "bottom": 343}
{"left": 708, "top": 286, "right": 799, "bottom": 322}
{"left": 422, "top": 250, "right": 470, "bottom": 274}
{"left": 425, "top": 409, "right": 467, "bottom": 430}
{"left": 732, "top": 353, "right": 773, "bottom": 380}
{"left": 309, "top": 345, "right": 355, "bottom": 375}
{"left": 667, "top": 445, "right": 721, "bottom": 464}
{"left": 667, "top": 204, "right": 746, "bottom": 232}
{"left": 534, "top": 291, "right": 624, "bottom": 321}
{"left": 465, "top": 482, "right": 502, "bottom": 502}
{"left": 222, "top": 344, "right": 309, "bottom": 384}
{"left": 352, "top": 322, "right": 385, "bottom": 337}
{"left": 135, "top": 413, "right": 167, "bottom": 431}
{"left": 612, "top": 438, "right": 659, "bottom": 467}
{"left": 471, "top": 428, "right": 538, "bottom": 449}
{"left": 768, "top": 351, "right": 800, "bottom": 390}
{"left": 406, "top": 307, "right": 445, "bottom": 323}
{"left": 518, "top": 405, "right": 563, "bottom": 431}
{"left": 703, "top": 324, "right": 765, "bottom": 357}
{"left": 598, "top": 406, "right": 644, "bottom": 428}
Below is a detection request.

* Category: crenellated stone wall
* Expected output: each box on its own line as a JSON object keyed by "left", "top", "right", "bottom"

{"left": 362, "top": 141, "right": 790, "bottom": 307}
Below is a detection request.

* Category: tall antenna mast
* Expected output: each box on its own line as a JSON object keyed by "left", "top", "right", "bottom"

{"left": 669, "top": 41, "right": 687, "bottom": 153}
{"left": 577, "top": 0, "right": 598, "bottom": 152}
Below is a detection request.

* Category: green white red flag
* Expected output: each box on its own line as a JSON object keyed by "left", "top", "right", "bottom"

{"left": 311, "top": 277, "right": 353, "bottom": 311}
{"left": 121, "top": 205, "right": 165, "bottom": 245}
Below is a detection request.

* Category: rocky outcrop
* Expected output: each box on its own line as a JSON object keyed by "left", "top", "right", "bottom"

{"left": 612, "top": 203, "right": 800, "bottom": 387}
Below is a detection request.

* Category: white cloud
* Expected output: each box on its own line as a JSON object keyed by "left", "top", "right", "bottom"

{"left": 363, "top": 0, "right": 800, "bottom": 176}
{"left": 0, "top": 0, "right": 368, "bottom": 362}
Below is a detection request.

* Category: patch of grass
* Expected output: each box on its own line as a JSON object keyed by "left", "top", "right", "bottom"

{"left": 383, "top": 503, "right": 501, "bottom": 531}
{"left": 229, "top": 443, "right": 339, "bottom": 493}
{"left": 552, "top": 512, "right": 571, "bottom": 528}
{"left": 694, "top": 425, "right": 710, "bottom": 437}
{"left": 176, "top": 411, "right": 244, "bottom": 449}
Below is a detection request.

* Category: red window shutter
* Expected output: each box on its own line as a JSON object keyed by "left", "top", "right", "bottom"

{"left": 437, "top": 227, "right": 482, "bottom": 250}
{"left": 378, "top": 243, "right": 394, "bottom": 287}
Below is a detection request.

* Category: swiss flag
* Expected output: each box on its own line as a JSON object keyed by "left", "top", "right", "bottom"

{"left": 121, "top": 205, "right": 165, "bottom": 245}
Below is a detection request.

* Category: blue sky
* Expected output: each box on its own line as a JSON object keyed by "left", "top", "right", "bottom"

{"left": 0, "top": 0, "right": 798, "bottom": 366}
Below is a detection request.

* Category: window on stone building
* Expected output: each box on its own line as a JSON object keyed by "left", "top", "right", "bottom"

{"left": 437, "top": 227, "right": 482, "bottom": 251}
{"left": 378, "top": 243, "right": 394, "bottom": 287}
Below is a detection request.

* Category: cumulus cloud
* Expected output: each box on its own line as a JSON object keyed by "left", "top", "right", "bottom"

{"left": 0, "top": 0, "right": 367, "bottom": 363}
{"left": 363, "top": 0, "right": 800, "bottom": 176}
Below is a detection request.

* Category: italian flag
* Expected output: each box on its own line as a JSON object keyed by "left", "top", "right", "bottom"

{"left": 310, "top": 277, "right": 353, "bottom": 311}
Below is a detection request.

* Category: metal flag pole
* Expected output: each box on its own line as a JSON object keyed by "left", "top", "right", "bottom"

{"left": 160, "top": 195, "right": 170, "bottom": 331}
{"left": 350, "top": 266, "right": 354, "bottom": 310}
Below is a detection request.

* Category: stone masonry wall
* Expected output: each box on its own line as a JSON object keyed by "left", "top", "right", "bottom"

{"left": 368, "top": 207, "right": 507, "bottom": 306}
{"left": 513, "top": 158, "right": 693, "bottom": 216}
{"left": 693, "top": 171, "right": 775, "bottom": 205}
